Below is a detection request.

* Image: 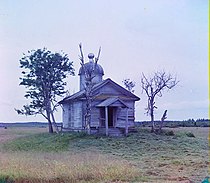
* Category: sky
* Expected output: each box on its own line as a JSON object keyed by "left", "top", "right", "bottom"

{"left": 0, "top": 0, "right": 208, "bottom": 122}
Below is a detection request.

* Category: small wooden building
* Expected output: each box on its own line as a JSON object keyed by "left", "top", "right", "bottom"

{"left": 59, "top": 54, "right": 140, "bottom": 136}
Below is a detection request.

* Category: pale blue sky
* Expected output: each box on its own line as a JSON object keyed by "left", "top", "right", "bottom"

{"left": 0, "top": 0, "right": 208, "bottom": 122}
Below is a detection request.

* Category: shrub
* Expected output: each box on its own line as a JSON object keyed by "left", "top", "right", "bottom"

{"left": 185, "top": 132, "right": 195, "bottom": 138}
{"left": 164, "top": 130, "right": 175, "bottom": 136}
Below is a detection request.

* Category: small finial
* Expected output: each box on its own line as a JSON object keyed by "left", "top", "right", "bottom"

{"left": 88, "top": 53, "right": 94, "bottom": 60}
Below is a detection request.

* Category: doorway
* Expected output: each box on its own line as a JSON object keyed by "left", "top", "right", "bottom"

{"left": 108, "top": 107, "right": 114, "bottom": 127}
{"left": 100, "top": 107, "right": 115, "bottom": 127}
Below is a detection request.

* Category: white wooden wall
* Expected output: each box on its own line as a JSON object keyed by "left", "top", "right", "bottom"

{"left": 62, "top": 104, "right": 69, "bottom": 128}
{"left": 62, "top": 101, "right": 83, "bottom": 128}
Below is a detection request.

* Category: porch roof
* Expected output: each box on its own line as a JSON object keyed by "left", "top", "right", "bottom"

{"left": 96, "top": 97, "right": 129, "bottom": 108}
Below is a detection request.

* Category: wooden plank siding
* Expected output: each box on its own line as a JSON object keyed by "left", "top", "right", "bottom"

{"left": 60, "top": 78, "right": 140, "bottom": 134}
{"left": 63, "top": 99, "right": 135, "bottom": 129}
{"left": 62, "top": 104, "right": 69, "bottom": 128}
{"left": 115, "top": 101, "right": 135, "bottom": 127}
{"left": 93, "top": 83, "right": 130, "bottom": 99}
{"left": 67, "top": 101, "right": 83, "bottom": 128}
{"left": 91, "top": 107, "right": 100, "bottom": 127}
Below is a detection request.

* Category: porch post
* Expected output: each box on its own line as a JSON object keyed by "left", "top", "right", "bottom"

{"left": 105, "top": 106, "right": 108, "bottom": 136}
{"left": 125, "top": 108, "right": 128, "bottom": 136}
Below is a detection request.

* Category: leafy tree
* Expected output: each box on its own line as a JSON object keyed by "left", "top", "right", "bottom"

{"left": 16, "top": 48, "right": 74, "bottom": 133}
{"left": 141, "top": 71, "right": 178, "bottom": 132}
{"left": 122, "top": 79, "right": 135, "bottom": 93}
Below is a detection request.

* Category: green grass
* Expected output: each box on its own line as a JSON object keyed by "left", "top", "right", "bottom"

{"left": 1, "top": 128, "right": 203, "bottom": 155}
{"left": 67, "top": 128, "right": 204, "bottom": 154}
{"left": 0, "top": 175, "right": 12, "bottom": 183}
{"left": 0, "top": 127, "right": 208, "bottom": 183}
{"left": 2, "top": 132, "right": 87, "bottom": 152}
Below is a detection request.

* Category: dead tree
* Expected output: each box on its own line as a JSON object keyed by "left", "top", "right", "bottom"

{"left": 158, "top": 109, "right": 167, "bottom": 133}
{"left": 79, "top": 43, "right": 101, "bottom": 134}
{"left": 141, "top": 71, "right": 178, "bottom": 132}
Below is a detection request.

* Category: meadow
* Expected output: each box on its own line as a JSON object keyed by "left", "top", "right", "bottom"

{"left": 0, "top": 126, "right": 208, "bottom": 183}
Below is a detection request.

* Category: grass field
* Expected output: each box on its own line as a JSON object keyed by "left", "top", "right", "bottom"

{"left": 0, "top": 126, "right": 208, "bottom": 183}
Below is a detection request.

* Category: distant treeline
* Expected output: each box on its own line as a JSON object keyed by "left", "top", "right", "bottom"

{"left": 0, "top": 119, "right": 209, "bottom": 128}
{"left": 135, "top": 119, "right": 210, "bottom": 127}
{"left": 0, "top": 122, "right": 62, "bottom": 128}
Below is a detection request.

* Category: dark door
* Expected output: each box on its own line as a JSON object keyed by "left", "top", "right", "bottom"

{"left": 100, "top": 108, "right": 105, "bottom": 127}
{"left": 108, "top": 107, "right": 114, "bottom": 127}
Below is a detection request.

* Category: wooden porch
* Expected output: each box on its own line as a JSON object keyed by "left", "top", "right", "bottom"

{"left": 96, "top": 97, "right": 130, "bottom": 136}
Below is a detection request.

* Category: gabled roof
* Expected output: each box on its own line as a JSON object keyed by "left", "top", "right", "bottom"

{"left": 96, "top": 97, "right": 129, "bottom": 108}
{"left": 59, "top": 78, "right": 140, "bottom": 104}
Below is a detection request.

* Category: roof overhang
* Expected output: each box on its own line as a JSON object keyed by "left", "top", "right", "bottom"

{"left": 96, "top": 97, "right": 129, "bottom": 108}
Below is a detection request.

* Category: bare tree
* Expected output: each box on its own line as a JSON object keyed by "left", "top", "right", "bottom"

{"left": 122, "top": 78, "right": 135, "bottom": 93}
{"left": 141, "top": 71, "right": 178, "bottom": 132}
{"left": 79, "top": 43, "right": 101, "bottom": 134}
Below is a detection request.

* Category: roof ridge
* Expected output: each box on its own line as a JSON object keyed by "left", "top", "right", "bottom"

{"left": 59, "top": 78, "right": 140, "bottom": 104}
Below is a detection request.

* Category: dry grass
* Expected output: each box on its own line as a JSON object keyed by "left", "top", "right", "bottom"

{"left": 0, "top": 127, "right": 46, "bottom": 143}
{"left": 0, "top": 151, "right": 141, "bottom": 182}
{"left": 0, "top": 127, "right": 142, "bottom": 182}
{"left": 0, "top": 126, "right": 208, "bottom": 183}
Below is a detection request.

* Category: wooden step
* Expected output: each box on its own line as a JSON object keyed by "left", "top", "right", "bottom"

{"left": 98, "top": 127, "right": 124, "bottom": 136}
{"left": 128, "top": 127, "right": 138, "bottom": 133}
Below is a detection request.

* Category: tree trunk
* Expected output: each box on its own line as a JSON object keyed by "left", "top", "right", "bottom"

{"left": 151, "top": 112, "right": 155, "bottom": 132}
{"left": 150, "top": 98, "right": 155, "bottom": 132}
{"left": 46, "top": 97, "right": 54, "bottom": 133}
{"left": 51, "top": 112, "right": 59, "bottom": 134}
{"left": 85, "top": 102, "right": 91, "bottom": 135}
{"left": 84, "top": 82, "right": 92, "bottom": 135}
{"left": 48, "top": 101, "right": 59, "bottom": 133}
{"left": 46, "top": 110, "right": 53, "bottom": 133}
{"left": 48, "top": 121, "right": 53, "bottom": 133}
